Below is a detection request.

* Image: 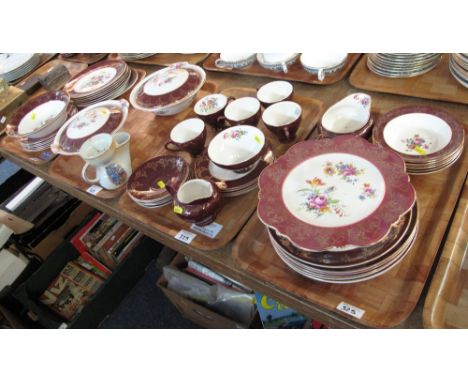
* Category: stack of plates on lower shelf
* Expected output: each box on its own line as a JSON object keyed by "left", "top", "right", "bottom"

{"left": 6, "top": 90, "right": 76, "bottom": 154}
{"left": 193, "top": 145, "right": 275, "bottom": 197}
{"left": 64, "top": 60, "right": 138, "bottom": 108}
{"left": 367, "top": 53, "right": 442, "bottom": 78}
{"left": 0, "top": 53, "right": 41, "bottom": 83}
{"left": 257, "top": 135, "right": 417, "bottom": 284}
{"left": 373, "top": 106, "right": 464, "bottom": 175}
{"left": 449, "top": 53, "right": 468, "bottom": 88}
{"left": 119, "top": 53, "right": 157, "bottom": 62}
{"left": 127, "top": 156, "right": 191, "bottom": 208}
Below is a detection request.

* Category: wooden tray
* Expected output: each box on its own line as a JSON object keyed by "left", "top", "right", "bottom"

{"left": 349, "top": 54, "right": 468, "bottom": 105}
{"left": 203, "top": 54, "right": 361, "bottom": 85}
{"left": 109, "top": 53, "right": 210, "bottom": 66}
{"left": 58, "top": 53, "right": 108, "bottom": 64}
{"left": 231, "top": 120, "right": 468, "bottom": 328}
{"left": 116, "top": 87, "right": 323, "bottom": 250}
{"left": 423, "top": 178, "right": 468, "bottom": 328}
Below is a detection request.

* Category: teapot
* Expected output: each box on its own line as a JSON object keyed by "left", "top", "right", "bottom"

{"left": 79, "top": 132, "right": 132, "bottom": 190}
{"left": 166, "top": 179, "right": 222, "bottom": 226}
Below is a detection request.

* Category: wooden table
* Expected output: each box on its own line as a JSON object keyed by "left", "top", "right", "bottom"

{"left": 1, "top": 58, "right": 467, "bottom": 328}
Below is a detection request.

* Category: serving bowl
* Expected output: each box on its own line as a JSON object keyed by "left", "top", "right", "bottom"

{"left": 129, "top": 62, "right": 206, "bottom": 115}
{"left": 321, "top": 93, "right": 372, "bottom": 135}
{"left": 208, "top": 125, "right": 265, "bottom": 172}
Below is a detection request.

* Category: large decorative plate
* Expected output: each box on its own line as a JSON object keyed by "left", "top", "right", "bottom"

{"left": 257, "top": 135, "right": 416, "bottom": 251}
{"left": 51, "top": 99, "right": 129, "bottom": 155}
{"left": 373, "top": 105, "right": 464, "bottom": 161}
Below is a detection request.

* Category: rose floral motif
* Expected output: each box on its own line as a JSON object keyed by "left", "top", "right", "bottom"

{"left": 323, "top": 161, "right": 364, "bottom": 184}
{"left": 297, "top": 178, "right": 346, "bottom": 218}
{"left": 198, "top": 97, "right": 219, "bottom": 113}
{"left": 74, "top": 110, "right": 100, "bottom": 130}
{"left": 223, "top": 129, "right": 247, "bottom": 140}
{"left": 353, "top": 94, "right": 370, "bottom": 108}
{"left": 82, "top": 71, "right": 113, "bottom": 91}
{"left": 359, "top": 182, "right": 377, "bottom": 200}
{"left": 402, "top": 134, "right": 431, "bottom": 155}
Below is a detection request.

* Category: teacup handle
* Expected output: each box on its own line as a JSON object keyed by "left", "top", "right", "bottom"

{"left": 215, "top": 115, "right": 230, "bottom": 130}
{"left": 81, "top": 163, "right": 99, "bottom": 184}
{"left": 214, "top": 58, "right": 232, "bottom": 70}
{"left": 317, "top": 68, "right": 325, "bottom": 81}
{"left": 164, "top": 141, "right": 182, "bottom": 151}
{"left": 281, "top": 61, "right": 289, "bottom": 74}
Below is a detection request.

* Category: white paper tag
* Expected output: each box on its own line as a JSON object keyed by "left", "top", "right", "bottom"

{"left": 86, "top": 185, "right": 103, "bottom": 195}
{"left": 190, "top": 222, "right": 223, "bottom": 239}
{"left": 0, "top": 116, "right": 6, "bottom": 124}
{"left": 174, "top": 229, "right": 197, "bottom": 244}
{"left": 336, "top": 301, "right": 365, "bottom": 319}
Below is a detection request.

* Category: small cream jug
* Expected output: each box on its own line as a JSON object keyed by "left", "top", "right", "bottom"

{"left": 79, "top": 132, "right": 132, "bottom": 190}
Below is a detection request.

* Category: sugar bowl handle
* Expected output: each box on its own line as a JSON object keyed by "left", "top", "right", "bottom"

{"left": 81, "top": 163, "right": 99, "bottom": 184}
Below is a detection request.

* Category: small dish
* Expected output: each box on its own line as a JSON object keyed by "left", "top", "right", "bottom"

{"left": 262, "top": 101, "right": 302, "bottom": 142}
{"left": 321, "top": 93, "right": 371, "bottom": 135}
{"left": 256, "top": 81, "right": 294, "bottom": 107}
{"left": 208, "top": 125, "right": 265, "bottom": 173}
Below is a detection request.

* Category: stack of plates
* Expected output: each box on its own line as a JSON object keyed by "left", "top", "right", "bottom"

{"left": 449, "top": 53, "right": 468, "bottom": 88}
{"left": 119, "top": 53, "right": 157, "bottom": 62}
{"left": 127, "top": 156, "right": 191, "bottom": 208}
{"left": 367, "top": 53, "right": 442, "bottom": 78}
{"left": 64, "top": 60, "right": 138, "bottom": 108}
{"left": 373, "top": 106, "right": 464, "bottom": 175}
{"left": 6, "top": 90, "right": 75, "bottom": 153}
{"left": 193, "top": 145, "right": 275, "bottom": 197}
{"left": 257, "top": 135, "right": 417, "bottom": 284}
{"left": 0, "top": 53, "right": 40, "bottom": 83}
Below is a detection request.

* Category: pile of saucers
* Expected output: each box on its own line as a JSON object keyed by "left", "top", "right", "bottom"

{"left": 127, "top": 155, "right": 191, "bottom": 208}
{"left": 367, "top": 53, "right": 442, "bottom": 78}
{"left": 6, "top": 90, "right": 75, "bottom": 153}
{"left": 194, "top": 125, "right": 275, "bottom": 197}
{"left": 0, "top": 53, "right": 40, "bottom": 83}
{"left": 257, "top": 135, "right": 417, "bottom": 284}
{"left": 373, "top": 105, "right": 465, "bottom": 175}
{"left": 64, "top": 60, "right": 138, "bottom": 108}
{"left": 449, "top": 53, "right": 468, "bottom": 88}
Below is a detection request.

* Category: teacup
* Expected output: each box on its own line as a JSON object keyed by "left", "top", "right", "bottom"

{"left": 262, "top": 101, "right": 302, "bottom": 142}
{"left": 164, "top": 118, "right": 206, "bottom": 156}
{"left": 167, "top": 179, "right": 222, "bottom": 226}
{"left": 220, "top": 97, "right": 261, "bottom": 127}
{"left": 193, "top": 93, "right": 235, "bottom": 129}
{"left": 257, "top": 53, "right": 299, "bottom": 73}
{"left": 208, "top": 125, "right": 265, "bottom": 173}
{"left": 321, "top": 93, "right": 372, "bottom": 135}
{"left": 256, "top": 80, "right": 294, "bottom": 107}
{"left": 215, "top": 53, "right": 256, "bottom": 69}
{"left": 300, "top": 53, "right": 348, "bottom": 81}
